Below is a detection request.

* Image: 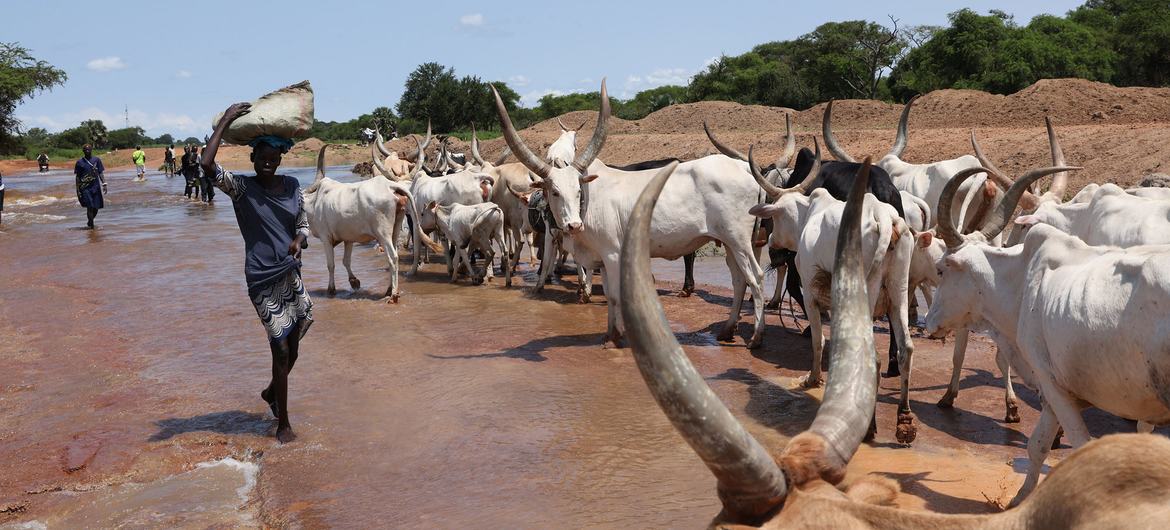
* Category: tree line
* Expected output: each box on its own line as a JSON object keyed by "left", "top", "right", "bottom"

{"left": 2, "top": 0, "right": 1168, "bottom": 155}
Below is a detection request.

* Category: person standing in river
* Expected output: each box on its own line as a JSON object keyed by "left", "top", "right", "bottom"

{"left": 164, "top": 144, "right": 176, "bottom": 178}
{"left": 132, "top": 145, "right": 147, "bottom": 181}
{"left": 181, "top": 145, "right": 199, "bottom": 198}
{"left": 74, "top": 144, "right": 108, "bottom": 229}
{"left": 202, "top": 102, "right": 312, "bottom": 444}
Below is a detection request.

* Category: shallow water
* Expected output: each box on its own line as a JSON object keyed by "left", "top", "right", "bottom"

{"left": 0, "top": 168, "right": 1151, "bottom": 527}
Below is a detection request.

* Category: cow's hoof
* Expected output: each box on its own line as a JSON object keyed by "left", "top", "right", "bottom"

{"left": 577, "top": 291, "right": 590, "bottom": 304}
{"left": 798, "top": 374, "right": 823, "bottom": 389}
{"left": 895, "top": 413, "right": 917, "bottom": 445}
{"left": 864, "top": 420, "right": 877, "bottom": 443}
{"left": 715, "top": 327, "right": 735, "bottom": 342}
{"left": 327, "top": 287, "right": 337, "bottom": 297}
{"left": 747, "top": 336, "right": 763, "bottom": 350}
{"left": 1052, "top": 428, "right": 1064, "bottom": 450}
{"left": 349, "top": 277, "right": 361, "bottom": 289}
{"left": 883, "top": 365, "right": 901, "bottom": 378}
{"left": 677, "top": 285, "right": 694, "bottom": 298}
{"left": 1004, "top": 403, "right": 1021, "bottom": 423}
{"left": 764, "top": 300, "right": 780, "bottom": 310}
{"left": 388, "top": 294, "right": 400, "bottom": 304}
{"left": 937, "top": 392, "right": 957, "bottom": 409}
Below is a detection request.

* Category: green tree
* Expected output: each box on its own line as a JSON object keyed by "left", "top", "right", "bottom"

{"left": 368, "top": 106, "right": 396, "bottom": 133}
{"left": 618, "top": 85, "right": 688, "bottom": 120}
{"left": 80, "top": 119, "right": 108, "bottom": 147}
{"left": 0, "top": 42, "right": 67, "bottom": 152}
{"left": 1073, "top": 0, "right": 1170, "bottom": 86}
{"left": 107, "top": 126, "right": 146, "bottom": 149}
{"left": 154, "top": 133, "right": 175, "bottom": 145}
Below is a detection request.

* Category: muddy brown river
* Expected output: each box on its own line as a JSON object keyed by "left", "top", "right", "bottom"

{"left": 0, "top": 167, "right": 1157, "bottom": 528}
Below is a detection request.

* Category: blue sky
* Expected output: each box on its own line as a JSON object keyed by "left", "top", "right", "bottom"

{"left": 10, "top": 0, "right": 1084, "bottom": 137}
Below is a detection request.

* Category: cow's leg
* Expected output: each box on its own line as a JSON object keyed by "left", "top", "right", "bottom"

{"left": 375, "top": 232, "right": 400, "bottom": 302}
{"left": 716, "top": 257, "right": 747, "bottom": 343}
{"left": 800, "top": 288, "right": 824, "bottom": 388}
{"left": 577, "top": 264, "right": 591, "bottom": 304}
{"left": 325, "top": 239, "right": 338, "bottom": 296}
{"left": 600, "top": 258, "right": 623, "bottom": 348}
{"left": 343, "top": 242, "right": 360, "bottom": 291}
{"left": 444, "top": 239, "right": 455, "bottom": 276}
{"left": 679, "top": 252, "right": 695, "bottom": 297}
{"left": 995, "top": 347, "right": 1021, "bottom": 423}
{"left": 887, "top": 282, "right": 916, "bottom": 444}
{"left": 730, "top": 245, "right": 768, "bottom": 349}
{"left": 1138, "top": 421, "right": 1155, "bottom": 433}
{"left": 764, "top": 248, "right": 785, "bottom": 310}
{"left": 526, "top": 231, "right": 537, "bottom": 265}
{"left": 938, "top": 327, "right": 970, "bottom": 408}
{"left": 1010, "top": 404, "right": 1061, "bottom": 507}
{"left": 481, "top": 241, "right": 495, "bottom": 284}
{"left": 536, "top": 226, "right": 556, "bottom": 291}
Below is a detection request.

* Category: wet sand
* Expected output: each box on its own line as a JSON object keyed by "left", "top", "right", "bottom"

{"left": 0, "top": 169, "right": 1158, "bottom": 527}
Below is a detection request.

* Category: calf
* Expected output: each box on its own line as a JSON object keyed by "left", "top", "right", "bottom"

{"left": 429, "top": 201, "right": 510, "bottom": 285}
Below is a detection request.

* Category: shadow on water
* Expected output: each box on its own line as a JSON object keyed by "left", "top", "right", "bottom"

{"left": 426, "top": 332, "right": 608, "bottom": 363}
{"left": 708, "top": 367, "right": 820, "bottom": 438}
{"left": 874, "top": 470, "right": 999, "bottom": 514}
{"left": 149, "top": 410, "right": 272, "bottom": 441}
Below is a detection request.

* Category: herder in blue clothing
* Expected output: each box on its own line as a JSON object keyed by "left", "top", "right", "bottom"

{"left": 201, "top": 102, "right": 312, "bottom": 444}
{"left": 74, "top": 144, "right": 108, "bottom": 229}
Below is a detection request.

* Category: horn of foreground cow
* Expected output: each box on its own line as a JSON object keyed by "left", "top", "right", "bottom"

{"left": 978, "top": 165, "right": 1081, "bottom": 242}
{"left": 372, "top": 143, "right": 401, "bottom": 182}
{"left": 492, "top": 146, "right": 512, "bottom": 167}
{"left": 775, "top": 113, "right": 795, "bottom": 169}
{"left": 571, "top": 78, "right": 610, "bottom": 173}
{"left": 470, "top": 124, "right": 486, "bottom": 167}
{"left": 620, "top": 158, "right": 882, "bottom": 524}
{"left": 703, "top": 121, "right": 747, "bottom": 161}
{"left": 619, "top": 160, "right": 788, "bottom": 523}
{"left": 748, "top": 138, "right": 819, "bottom": 198}
{"left": 1045, "top": 116, "right": 1070, "bottom": 200}
{"left": 822, "top": 100, "right": 857, "bottom": 163}
{"left": 492, "top": 84, "right": 553, "bottom": 179}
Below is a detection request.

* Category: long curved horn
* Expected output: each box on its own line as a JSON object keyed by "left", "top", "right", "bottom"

{"left": 1045, "top": 117, "right": 1069, "bottom": 199}
{"left": 374, "top": 130, "right": 393, "bottom": 159}
{"left": 372, "top": 144, "right": 399, "bottom": 181}
{"left": 572, "top": 78, "right": 610, "bottom": 173}
{"left": 774, "top": 114, "right": 796, "bottom": 169}
{"left": 492, "top": 84, "right": 552, "bottom": 178}
{"left": 822, "top": 100, "right": 857, "bottom": 163}
{"left": 413, "top": 135, "right": 427, "bottom": 176}
{"left": 410, "top": 121, "right": 432, "bottom": 163}
{"left": 557, "top": 117, "right": 569, "bottom": 133}
{"left": 800, "top": 157, "right": 880, "bottom": 479}
{"left": 704, "top": 121, "right": 746, "bottom": 161}
{"left": 575, "top": 119, "right": 589, "bottom": 132}
{"left": 970, "top": 130, "right": 1013, "bottom": 189}
{"left": 493, "top": 146, "right": 512, "bottom": 167}
{"left": 748, "top": 145, "right": 783, "bottom": 198}
{"left": 470, "top": 123, "right": 486, "bottom": 166}
{"left": 314, "top": 143, "right": 328, "bottom": 183}
{"left": 888, "top": 95, "right": 919, "bottom": 159}
{"left": 936, "top": 167, "right": 989, "bottom": 251}
{"left": 620, "top": 160, "right": 788, "bottom": 522}
{"left": 979, "top": 165, "right": 1081, "bottom": 241}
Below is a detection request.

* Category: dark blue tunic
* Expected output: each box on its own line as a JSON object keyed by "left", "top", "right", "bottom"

{"left": 74, "top": 156, "right": 105, "bottom": 209}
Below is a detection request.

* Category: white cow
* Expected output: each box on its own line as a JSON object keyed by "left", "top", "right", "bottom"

{"left": 493, "top": 80, "right": 769, "bottom": 348}
{"left": 468, "top": 128, "right": 538, "bottom": 270}
{"left": 408, "top": 137, "right": 497, "bottom": 275}
{"left": 546, "top": 117, "right": 588, "bottom": 167}
{"left": 372, "top": 123, "right": 430, "bottom": 180}
{"left": 749, "top": 154, "right": 918, "bottom": 444}
{"left": 921, "top": 164, "right": 1170, "bottom": 505}
{"left": 429, "top": 201, "right": 510, "bottom": 285}
{"left": 303, "top": 144, "right": 441, "bottom": 302}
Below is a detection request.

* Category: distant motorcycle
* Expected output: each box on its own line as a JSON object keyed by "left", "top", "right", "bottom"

{"left": 37, "top": 157, "right": 49, "bottom": 172}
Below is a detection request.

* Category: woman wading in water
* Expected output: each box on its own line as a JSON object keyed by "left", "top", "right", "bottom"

{"left": 74, "top": 144, "right": 107, "bottom": 229}
{"left": 202, "top": 102, "right": 312, "bottom": 443}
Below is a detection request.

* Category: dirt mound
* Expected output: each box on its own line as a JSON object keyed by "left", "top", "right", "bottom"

{"left": 293, "top": 137, "right": 326, "bottom": 153}
{"left": 636, "top": 102, "right": 793, "bottom": 134}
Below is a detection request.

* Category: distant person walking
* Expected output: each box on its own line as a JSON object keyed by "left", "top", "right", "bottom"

{"left": 198, "top": 146, "right": 215, "bottom": 203}
{"left": 203, "top": 102, "right": 312, "bottom": 444}
{"left": 181, "top": 145, "right": 199, "bottom": 198}
{"left": 74, "top": 144, "right": 108, "bottom": 229}
{"left": 164, "top": 144, "right": 176, "bottom": 178}
{"left": 132, "top": 145, "right": 147, "bottom": 181}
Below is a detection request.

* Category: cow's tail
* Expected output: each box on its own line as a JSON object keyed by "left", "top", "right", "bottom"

{"left": 397, "top": 184, "right": 443, "bottom": 254}
{"left": 869, "top": 208, "right": 894, "bottom": 277}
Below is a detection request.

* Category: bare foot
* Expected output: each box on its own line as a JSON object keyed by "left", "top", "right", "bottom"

{"left": 260, "top": 388, "right": 279, "bottom": 419}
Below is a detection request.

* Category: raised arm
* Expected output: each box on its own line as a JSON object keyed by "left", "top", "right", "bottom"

{"left": 201, "top": 102, "right": 250, "bottom": 177}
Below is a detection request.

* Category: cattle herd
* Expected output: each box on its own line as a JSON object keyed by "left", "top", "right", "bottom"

{"left": 303, "top": 79, "right": 1170, "bottom": 526}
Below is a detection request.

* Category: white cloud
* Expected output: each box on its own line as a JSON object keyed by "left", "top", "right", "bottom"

{"left": 624, "top": 67, "right": 692, "bottom": 92}
{"left": 508, "top": 75, "right": 530, "bottom": 87}
{"left": 175, "top": 70, "right": 193, "bottom": 79}
{"left": 86, "top": 56, "right": 127, "bottom": 72}
{"left": 520, "top": 88, "right": 580, "bottom": 107}
{"left": 18, "top": 107, "right": 204, "bottom": 136}
{"left": 459, "top": 13, "right": 484, "bottom": 27}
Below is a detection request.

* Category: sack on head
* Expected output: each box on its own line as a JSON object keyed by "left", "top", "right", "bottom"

{"left": 215, "top": 81, "right": 314, "bottom": 146}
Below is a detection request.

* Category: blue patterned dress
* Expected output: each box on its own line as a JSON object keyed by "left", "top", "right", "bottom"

{"left": 214, "top": 165, "right": 313, "bottom": 342}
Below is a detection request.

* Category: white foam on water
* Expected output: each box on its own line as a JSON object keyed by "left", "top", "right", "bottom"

{"left": 0, "top": 522, "right": 48, "bottom": 530}
{"left": 3, "top": 213, "right": 68, "bottom": 224}
{"left": 196, "top": 457, "right": 260, "bottom": 504}
{"left": 9, "top": 196, "right": 60, "bottom": 207}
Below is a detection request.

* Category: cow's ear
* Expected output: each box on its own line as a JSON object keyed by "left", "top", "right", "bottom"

{"left": 1014, "top": 214, "right": 1040, "bottom": 226}
{"left": 581, "top": 174, "right": 599, "bottom": 183}
{"left": 916, "top": 231, "right": 933, "bottom": 248}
